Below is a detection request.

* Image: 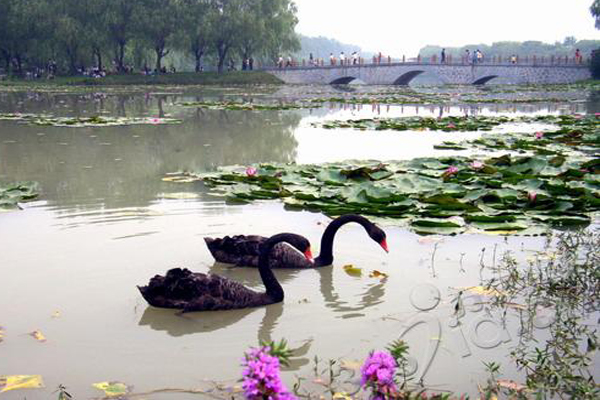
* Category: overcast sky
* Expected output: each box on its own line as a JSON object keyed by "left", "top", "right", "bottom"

{"left": 294, "top": 0, "right": 599, "bottom": 56}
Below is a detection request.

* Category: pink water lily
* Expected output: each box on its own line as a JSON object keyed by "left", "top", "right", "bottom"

{"left": 443, "top": 166, "right": 459, "bottom": 178}
{"left": 246, "top": 167, "right": 258, "bottom": 177}
{"left": 574, "top": 114, "right": 583, "bottom": 119}
{"left": 150, "top": 118, "right": 161, "bottom": 125}
{"left": 528, "top": 191, "right": 537, "bottom": 202}
{"left": 470, "top": 160, "right": 484, "bottom": 170}
{"left": 535, "top": 131, "right": 544, "bottom": 139}
{"left": 446, "top": 123, "right": 456, "bottom": 129}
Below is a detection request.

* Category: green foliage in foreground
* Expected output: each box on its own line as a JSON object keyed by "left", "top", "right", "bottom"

{"left": 0, "top": 182, "right": 39, "bottom": 210}
{"left": 482, "top": 230, "right": 599, "bottom": 399}
{"left": 0, "top": 72, "right": 283, "bottom": 87}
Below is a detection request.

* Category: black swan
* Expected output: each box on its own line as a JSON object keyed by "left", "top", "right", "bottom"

{"left": 138, "top": 233, "right": 312, "bottom": 312}
{"left": 204, "top": 214, "right": 388, "bottom": 269}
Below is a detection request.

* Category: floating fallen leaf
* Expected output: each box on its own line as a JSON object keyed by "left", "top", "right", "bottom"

{"left": 92, "top": 381, "right": 130, "bottom": 397}
{"left": 343, "top": 264, "right": 362, "bottom": 277}
{"left": 51, "top": 311, "right": 61, "bottom": 319}
{"left": 417, "top": 236, "right": 444, "bottom": 245}
{"left": 333, "top": 392, "right": 353, "bottom": 400}
{"left": 161, "top": 175, "right": 198, "bottom": 183}
{"left": 369, "top": 270, "right": 388, "bottom": 279}
{"left": 340, "top": 360, "right": 362, "bottom": 370}
{"left": 0, "top": 375, "right": 44, "bottom": 392}
{"left": 461, "top": 286, "right": 506, "bottom": 297}
{"left": 160, "top": 192, "right": 200, "bottom": 200}
{"left": 29, "top": 330, "right": 46, "bottom": 342}
{"left": 505, "top": 302, "right": 527, "bottom": 310}
{"left": 497, "top": 379, "right": 527, "bottom": 392}
{"left": 0, "top": 326, "right": 4, "bottom": 342}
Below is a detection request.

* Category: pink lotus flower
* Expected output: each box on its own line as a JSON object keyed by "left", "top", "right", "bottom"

{"left": 528, "top": 191, "right": 537, "bottom": 202}
{"left": 595, "top": 113, "right": 600, "bottom": 117}
{"left": 444, "top": 166, "right": 459, "bottom": 176}
{"left": 574, "top": 114, "right": 583, "bottom": 119}
{"left": 535, "top": 131, "right": 544, "bottom": 139}
{"left": 246, "top": 167, "right": 258, "bottom": 177}
{"left": 447, "top": 123, "right": 456, "bottom": 129}
{"left": 150, "top": 118, "right": 161, "bottom": 125}
{"left": 470, "top": 160, "right": 484, "bottom": 170}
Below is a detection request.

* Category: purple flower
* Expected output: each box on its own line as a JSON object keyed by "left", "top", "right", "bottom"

{"left": 534, "top": 131, "right": 544, "bottom": 139}
{"left": 241, "top": 346, "right": 296, "bottom": 400}
{"left": 360, "top": 351, "right": 398, "bottom": 399}
{"left": 246, "top": 167, "right": 258, "bottom": 177}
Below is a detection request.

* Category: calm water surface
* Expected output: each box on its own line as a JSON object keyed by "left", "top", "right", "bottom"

{"left": 0, "top": 85, "right": 597, "bottom": 398}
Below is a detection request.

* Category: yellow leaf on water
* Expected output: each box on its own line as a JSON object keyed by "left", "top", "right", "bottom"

{"left": 369, "top": 270, "right": 388, "bottom": 279}
{"left": 92, "top": 381, "right": 130, "bottom": 397}
{"left": 497, "top": 379, "right": 527, "bottom": 392}
{"left": 340, "top": 360, "right": 361, "bottom": 370}
{"left": 29, "top": 330, "right": 46, "bottom": 342}
{"left": 333, "top": 392, "right": 353, "bottom": 400}
{"left": 0, "top": 326, "right": 4, "bottom": 342}
{"left": 461, "top": 286, "right": 506, "bottom": 297}
{"left": 343, "top": 264, "right": 362, "bottom": 277}
{"left": 0, "top": 375, "right": 44, "bottom": 392}
{"left": 160, "top": 192, "right": 200, "bottom": 199}
{"left": 161, "top": 176, "right": 198, "bottom": 183}
{"left": 51, "top": 311, "right": 61, "bottom": 319}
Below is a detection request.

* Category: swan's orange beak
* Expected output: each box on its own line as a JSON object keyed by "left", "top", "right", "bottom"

{"left": 304, "top": 248, "right": 314, "bottom": 262}
{"left": 379, "top": 239, "right": 389, "bottom": 253}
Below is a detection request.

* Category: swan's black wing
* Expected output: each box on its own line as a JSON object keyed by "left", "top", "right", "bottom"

{"left": 204, "top": 235, "right": 266, "bottom": 265}
{"left": 205, "top": 235, "right": 313, "bottom": 269}
{"left": 138, "top": 268, "right": 275, "bottom": 312}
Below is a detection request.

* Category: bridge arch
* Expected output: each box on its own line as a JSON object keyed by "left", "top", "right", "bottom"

{"left": 473, "top": 75, "right": 499, "bottom": 85}
{"left": 329, "top": 76, "right": 358, "bottom": 85}
{"left": 393, "top": 70, "right": 425, "bottom": 85}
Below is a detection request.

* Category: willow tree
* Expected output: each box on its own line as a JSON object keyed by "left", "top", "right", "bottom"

{"left": 136, "top": 0, "right": 181, "bottom": 72}
{"left": 180, "top": 0, "right": 213, "bottom": 72}
{"left": 106, "top": 0, "right": 138, "bottom": 72}
{"left": 592, "top": 0, "right": 600, "bottom": 28}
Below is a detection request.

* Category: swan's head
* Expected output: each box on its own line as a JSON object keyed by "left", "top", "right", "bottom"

{"left": 368, "top": 225, "right": 389, "bottom": 253}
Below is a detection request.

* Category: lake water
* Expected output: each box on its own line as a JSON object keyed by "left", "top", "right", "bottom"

{"left": 0, "top": 84, "right": 597, "bottom": 399}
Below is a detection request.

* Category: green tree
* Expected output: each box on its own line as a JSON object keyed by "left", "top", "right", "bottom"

{"left": 592, "top": 0, "right": 600, "bottom": 28}
{"left": 211, "top": 0, "right": 242, "bottom": 73}
{"left": 180, "top": 0, "right": 213, "bottom": 72}
{"left": 106, "top": 0, "right": 139, "bottom": 72}
{"left": 136, "top": 0, "right": 181, "bottom": 72}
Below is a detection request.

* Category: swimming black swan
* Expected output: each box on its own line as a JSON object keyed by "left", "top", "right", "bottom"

{"left": 204, "top": 214, "right": 388, "bottom": 269}
{"left": 138, "top": 233, "right": 312, "bottom": 312}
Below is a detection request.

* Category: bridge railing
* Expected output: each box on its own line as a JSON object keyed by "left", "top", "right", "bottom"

{"left": 259, "top": 54, "right": 590, "bottom": 71}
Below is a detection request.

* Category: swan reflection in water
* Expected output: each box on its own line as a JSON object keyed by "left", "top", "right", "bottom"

{"left": 138, "top": 300, "right": 311, "bottom": 370}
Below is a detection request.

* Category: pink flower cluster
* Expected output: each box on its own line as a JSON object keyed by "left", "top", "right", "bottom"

{"left": 360, "top": 351, "right": 398, "bottom": 399}
{"left": 242, "top": 346, "right": 296, "bottom": 400}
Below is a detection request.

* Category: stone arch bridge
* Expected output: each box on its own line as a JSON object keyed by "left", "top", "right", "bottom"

{"left": 267, "top": 62, "right": 590, "bottom": 85}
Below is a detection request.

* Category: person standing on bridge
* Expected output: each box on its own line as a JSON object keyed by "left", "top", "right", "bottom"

{"left": 465, "top": 49, "right": 470, "bottom": 64}
{"left": 352, "top": 51, "right": 358, "bottom": 65}
{"left": 330, "top": 53, "right": 335, "bottom": 66}
{"left": 441, "top": 48, "right": 446, "bottom": 64}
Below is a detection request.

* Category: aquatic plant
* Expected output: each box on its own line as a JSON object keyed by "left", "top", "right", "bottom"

{"left": 482, "top": 229, "right": 599, "bottom": 399}
{"left": 0, "top": 181, "right": 39, "bottom": 211}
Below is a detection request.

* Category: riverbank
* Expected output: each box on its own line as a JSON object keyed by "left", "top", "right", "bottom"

{"left": 0, "top": 71, "right": 283, "bottom": 87}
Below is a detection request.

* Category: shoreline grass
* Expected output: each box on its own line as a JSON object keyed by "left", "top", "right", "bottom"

{"left": 0, "top": 71, "right": 283, "bottom": 87}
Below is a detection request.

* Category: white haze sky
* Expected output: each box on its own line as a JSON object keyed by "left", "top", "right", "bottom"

{"left": 294, "top": 0, "right": 600, "bottom": 56}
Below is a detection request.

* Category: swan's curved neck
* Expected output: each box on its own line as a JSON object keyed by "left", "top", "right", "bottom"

{"left": 315, "top": 215, "right": 372, "bottom": 266}
{"left": 258, "top": 235, "right": 286, "bottom": 301}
